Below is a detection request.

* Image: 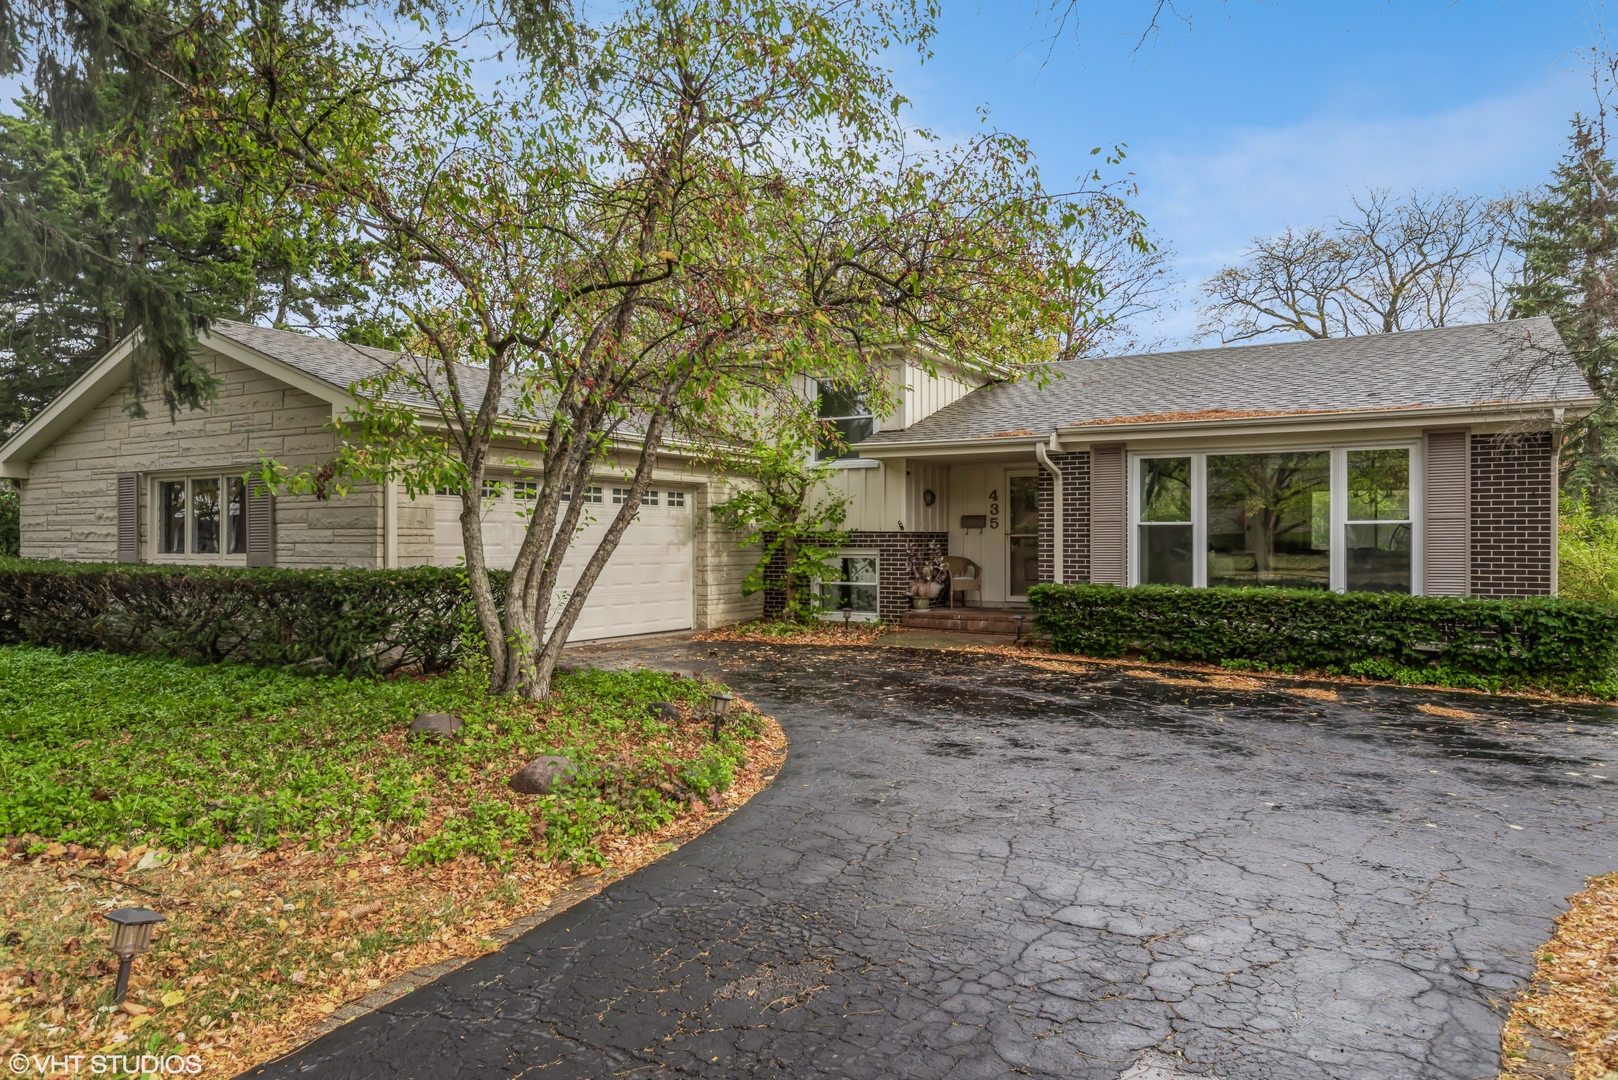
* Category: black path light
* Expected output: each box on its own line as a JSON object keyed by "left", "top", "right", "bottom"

{"left": 708, "top": 692, "right": 733, "bottom": 742}
{"left": 104, "top": 907, "right": 164, "bottom": 1004}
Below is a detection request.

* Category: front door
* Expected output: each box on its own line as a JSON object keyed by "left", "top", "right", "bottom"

{"left": 1008, "top": 473, "right": 1040, "bottom": 598}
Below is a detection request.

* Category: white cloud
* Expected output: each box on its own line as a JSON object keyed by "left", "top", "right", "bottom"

{"left": 1135, "top": 72, "right": 1585, "bottom": 345}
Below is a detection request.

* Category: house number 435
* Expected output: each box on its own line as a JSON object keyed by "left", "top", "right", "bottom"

{"left": 988, "top": 490, "right": 1000, "bottom": 529}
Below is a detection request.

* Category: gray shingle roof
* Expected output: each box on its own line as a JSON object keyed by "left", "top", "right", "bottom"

{"left": 206, "top": 320, "right": 496, "bottom": 413}
{"left": 863, "top": 318, "right": 1593, "bottom": 446}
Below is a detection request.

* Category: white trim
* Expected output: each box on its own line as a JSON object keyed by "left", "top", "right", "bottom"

{"left": 1005, "top": 468, "right": 1040, "bottom": 601}
{"left": 813, "top": 547, "right": 881, "bottom": 621}
{"left": 197, "top": 331, "right": 356, "bottom": 410}
{"left": 383, "top": 477, "right": 398, "bottom": 568}
{"left": 855, "top": 401, "right": 1594, "bottom": 457}
{"left": 145, "top": 470, "right": 251, "bottom": 567}
{"left": 823, "top": 457, "right": 881, "bottom": 469}
{"left": 1126, "top": 439, "right": 1424, "bottom": 594}
{"left": 0, "top": 334, "right": 142, "bottom": 478}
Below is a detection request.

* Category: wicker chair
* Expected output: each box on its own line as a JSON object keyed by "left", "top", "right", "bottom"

{"left": 942, "top": 556, "right": 983, "bottom": 608}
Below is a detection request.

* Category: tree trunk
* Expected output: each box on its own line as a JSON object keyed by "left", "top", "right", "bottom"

{"left": 782, "top": 534, "right": 799, "bottom": 619}
{"left": 525, "top": 410, "right": 672, "bottom": 700}
{"left": 457, "top": 485, "right": 509, "bottom": 690}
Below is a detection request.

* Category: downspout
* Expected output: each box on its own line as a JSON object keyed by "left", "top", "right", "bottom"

{"left": 1035, "top": 433, "right": 1064, "bottom": 585}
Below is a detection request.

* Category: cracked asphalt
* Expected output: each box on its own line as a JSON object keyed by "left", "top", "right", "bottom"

{"left": 251, "top": 642, "right": 1618, "bottom": 1080}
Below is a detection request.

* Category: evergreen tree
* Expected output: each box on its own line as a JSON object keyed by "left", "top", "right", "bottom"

{"left": 1511, "top": 115, "right": 1618, "bottom": 511}
{"left": 0, "top": 95, "right": 384, "bottom": 435}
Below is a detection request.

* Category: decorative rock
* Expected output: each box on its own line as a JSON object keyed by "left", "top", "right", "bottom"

{"left": 648, "top": 701, "right": 681, "bottom": 722}
{"left": 509, "top": 755, "right": 578, "bottom": 795}
{"left": 409, "top": 712, "right": 464, "bottom": 742}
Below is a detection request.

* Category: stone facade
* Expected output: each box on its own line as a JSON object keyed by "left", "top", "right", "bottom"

{"left": 1470, "top": 431, "right": 1556, "bottom": 598}
{"left": 14, "top": 343, "right": 760, "bottom": 632}
{"left": 19, "top": 347, "right": 384, "bottom": 568}
{"left": 763, "top": 529, "right": 950, "bottom": 622}
{"left": 1037, "top": 451, "right": 1091, "bottom": 585}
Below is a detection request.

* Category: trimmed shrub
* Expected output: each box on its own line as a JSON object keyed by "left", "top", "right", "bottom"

{"left": 1027, "top": 583, "right": 1618, "bottom": 689}
{"left": 0, "top": 558, "right": 510, "bottom": 675}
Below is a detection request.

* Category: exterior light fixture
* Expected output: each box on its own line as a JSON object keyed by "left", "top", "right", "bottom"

{"left": 709, "top": 692, "right": 733, "bottom": 742}
{"left": 104, "top": 907, "right": 164, "bottom": 1004}
{"left": 1013, "top": 614, "right": 1025, "bottom": 642}
{"left": 842, "top": 608, "right": 852, "bottom": 627}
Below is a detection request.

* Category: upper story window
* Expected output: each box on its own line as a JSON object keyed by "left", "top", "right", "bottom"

{"left": 815, "top": 381, "right": 875, "bottom": 461}
{"left": 157, "top": 475, "right": 247, "bottom": 559}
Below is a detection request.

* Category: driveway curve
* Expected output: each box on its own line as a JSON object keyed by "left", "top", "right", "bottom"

{"left": 250, "top": 642, "right": 1618, "bottom": 1080}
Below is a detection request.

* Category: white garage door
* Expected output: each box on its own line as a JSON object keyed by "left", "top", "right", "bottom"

{"left": 433, "top": 482, "right": 693, "bottom": 642}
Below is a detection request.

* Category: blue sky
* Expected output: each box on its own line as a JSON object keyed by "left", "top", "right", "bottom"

{"left": 889, "top": 0, "right": 1607, "bottom": 344}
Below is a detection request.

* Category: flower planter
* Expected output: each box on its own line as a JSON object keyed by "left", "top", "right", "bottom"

{"left": 910, "top": 596, "right": 930, "bottom": 610}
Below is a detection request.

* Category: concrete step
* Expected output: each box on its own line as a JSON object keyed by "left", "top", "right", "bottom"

{"left": 898, "top": 609, "right": 1031, "bottom": 635}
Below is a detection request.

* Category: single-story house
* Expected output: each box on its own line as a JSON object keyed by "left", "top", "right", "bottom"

{"left": 803, "top": 317, "right": 1596, "bottom": 621}
{"left": 0, "top": 320, "right": 988, "bottom": 641}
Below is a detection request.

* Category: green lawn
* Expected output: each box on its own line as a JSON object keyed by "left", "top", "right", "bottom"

{"left": 0, "top": 645, "right": 755, "bottom": 865}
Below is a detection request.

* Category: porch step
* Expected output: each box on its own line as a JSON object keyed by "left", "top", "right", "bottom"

{"left": 898, "top": 609, "right": 1031, "bottom": 635}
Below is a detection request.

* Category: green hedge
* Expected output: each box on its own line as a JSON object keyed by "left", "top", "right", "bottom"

{"left": 1027, "top": 583, "right": 1618, "bottom": 689}
{"left": 0, "top": 558, "right": 509, "bottom": 675}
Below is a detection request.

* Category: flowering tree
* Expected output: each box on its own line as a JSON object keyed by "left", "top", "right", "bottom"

{"left": 198, "top": 0, "right": 1102, "bottom": 698}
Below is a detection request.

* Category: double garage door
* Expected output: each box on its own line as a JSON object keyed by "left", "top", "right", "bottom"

{"left": 433, "top": 484, "right": 693, "bottom": 642}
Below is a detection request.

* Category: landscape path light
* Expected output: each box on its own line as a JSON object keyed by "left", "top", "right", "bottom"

{"left": 104, "top": 906, "right": 164, "bottom": 1004}
{"left": 709, "top": 692, "right": 733, "bottom": 742}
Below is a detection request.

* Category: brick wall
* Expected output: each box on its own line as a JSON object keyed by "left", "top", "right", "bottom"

{"left": 1037, "top": 451, "right": 1091, "bottom": 585}
{"left": 1470, "top": 431, "right": 1555, "bottom": 597}
{"left": 763, "top": 530, "right": 949, "bottom": 621}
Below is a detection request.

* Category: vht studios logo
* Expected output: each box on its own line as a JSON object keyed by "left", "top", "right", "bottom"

{"left": 9, "top": 1054, "right": 204, "bottom": 1076}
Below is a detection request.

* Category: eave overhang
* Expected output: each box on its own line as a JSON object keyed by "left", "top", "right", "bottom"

{"left": 854, "top": 398, "right": 1597, "bottom": 460}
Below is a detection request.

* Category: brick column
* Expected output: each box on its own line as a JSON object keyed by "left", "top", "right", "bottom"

{"left": 1469, "top": 431, "right": 1554, "bottom": 597}
{"left": 1037, "top": 451, "right": 1091, "bottom": 584}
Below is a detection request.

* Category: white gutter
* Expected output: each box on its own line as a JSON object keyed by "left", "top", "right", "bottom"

{"left": 1034, "top": 432, "right": 1063, "bottom": 585}
{"left": 858, "top": 399, "right": 1599, "bottom": 456}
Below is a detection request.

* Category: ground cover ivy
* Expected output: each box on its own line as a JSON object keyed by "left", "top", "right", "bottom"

{"left": 0, "top": 645, "right": 760, "bottom": 866}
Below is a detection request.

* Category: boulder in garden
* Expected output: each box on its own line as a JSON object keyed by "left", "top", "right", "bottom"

{"left": 509, "top": 755, "right": 578, "bottom": 795}
{"left": 409, "top": 712, "right": 464, "bottom": 742}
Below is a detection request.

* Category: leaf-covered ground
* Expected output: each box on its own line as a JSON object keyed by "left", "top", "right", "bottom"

{"left": 0, "top": 645, "right": 787, "bottom": 1073}
{"left": 697, "top": 617, "right": 887, "bottom": 645}
{"left": 1501, "top": 872, "right": 1618, "bottom": 1080}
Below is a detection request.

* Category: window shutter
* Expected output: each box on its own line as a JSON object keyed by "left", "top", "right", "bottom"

{"left": 1423, "top": 430, "right": 1469, "bottom": 596}
{"left": 116, "top": 473, "right": 140, "bottom": 563}
{"left": 1088, "top": 443, "right": 1127, "bottom": 586}
{"left": 245, "top": 483, "right": 276, "bottom": 567}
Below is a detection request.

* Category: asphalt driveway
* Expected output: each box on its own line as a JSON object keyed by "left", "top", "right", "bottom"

{"left": 252, "top": 642, "right": 1618, "bottom": 1080}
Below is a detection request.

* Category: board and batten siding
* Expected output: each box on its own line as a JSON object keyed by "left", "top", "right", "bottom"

{"left": 1422, "top": 430, "right": 1469, "bottom": 596}
{"left": 896, "top": 361, "right": 979, "bottom": 430}
{"left": 1088, "top": 444, "right": 1127, "bottom": 586}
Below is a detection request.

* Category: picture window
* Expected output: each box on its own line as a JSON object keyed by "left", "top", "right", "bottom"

{"left": 1132, "top": 446, "right": 1416, "bottom": 595}
{"left": 156, "top": 475, "right": 249, "bottom": 559}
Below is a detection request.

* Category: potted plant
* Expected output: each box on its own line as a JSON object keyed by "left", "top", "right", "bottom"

{"left": 904, "top": 538, "right": 947, "bottom": 609}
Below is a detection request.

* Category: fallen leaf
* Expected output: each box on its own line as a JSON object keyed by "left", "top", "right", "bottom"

{"left": 119, "top": 1001, "right": 148, "bottom": 1016}
{"left": 161, "top": 990, "right": 185, "bottom": 1008}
